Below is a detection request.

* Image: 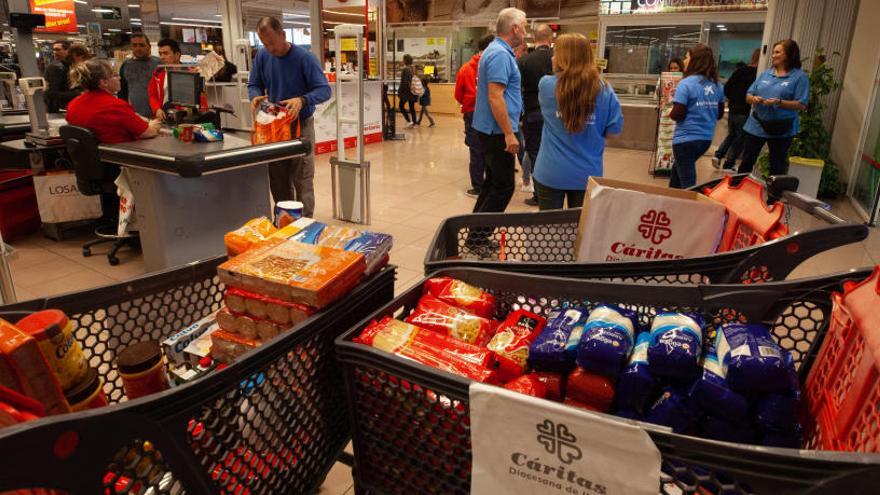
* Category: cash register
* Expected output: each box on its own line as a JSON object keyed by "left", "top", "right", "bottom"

{"left": 20, "top": 77, "right": 63, "bottom": 146}
{"left": 162, "top": 70, "right": 223, "bottom": 129}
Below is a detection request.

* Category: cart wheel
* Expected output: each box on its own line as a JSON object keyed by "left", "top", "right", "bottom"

{"left": 82, "top": 247, "right": 91, "bottom": 257}
{"left": 108, "top": 256, "right": 119, "bottom": 266}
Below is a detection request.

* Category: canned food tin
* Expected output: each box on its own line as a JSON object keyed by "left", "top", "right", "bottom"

{"left": 65, "top": 366, "right": 108, "bottom": 412}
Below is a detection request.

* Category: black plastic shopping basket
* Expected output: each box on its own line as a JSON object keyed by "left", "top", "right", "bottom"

{"left": 0, "top": 256, "right": 396, "bottom": 495}
{"left": 336, "top": 267, "right": 880, "bottom": 495}
{"left": 424, "top": 175, "right": 868, "bottom": 283}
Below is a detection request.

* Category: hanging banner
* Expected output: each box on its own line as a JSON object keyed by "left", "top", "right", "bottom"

{"left": 29, "top": 0, "right": 78, "bottom": 33}
{"left": 600, "top": 0, "right": 767, "bottom": 15}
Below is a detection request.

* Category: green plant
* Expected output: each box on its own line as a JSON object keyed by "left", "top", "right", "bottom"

{"left": 790, "top": 49, "right": 843, "bottom": 198}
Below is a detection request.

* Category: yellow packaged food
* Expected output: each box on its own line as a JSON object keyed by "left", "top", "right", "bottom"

{"left": 224, "top": 217, "right": 278, "bottom": 257}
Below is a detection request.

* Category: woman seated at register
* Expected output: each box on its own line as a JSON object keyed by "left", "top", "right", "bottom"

{"left": 66, "top": 59, "right": 161, "bottom": 143}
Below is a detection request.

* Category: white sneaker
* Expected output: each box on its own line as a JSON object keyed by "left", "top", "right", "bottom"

{"left": 711, "top": 157, "right": 722, "bottom": 169}
{"left": 405, "top": 122, "right": 415, "bottom": 128}
{"left": 520, "top": 180, "right": 534, "bottom": 193}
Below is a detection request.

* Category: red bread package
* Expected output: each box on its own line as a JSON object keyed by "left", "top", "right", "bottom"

{"left": 423, "top": 277, "right": 496, "bottom": 319}
{"left": 355, "top": 317, "right": 501, "bottom": 384}
{"left": 503, "top": 374, "right": 548, "bottom": 398}
{"left": 225, "top": 287, "right": 316, "bottom": 326}
{"left": 531, "top": 372, "right": 565, "bottom": 402}
{"left": 566, "top": 367, "right": 616, "bottom": 413}
{"left": 563, "top": 397, "right": 602, "bottom": 412}
{"left": 486, "top": 309, "right": 547, "bottom": 381}
{"left": 405, "top": 294, "right": 497, "bottom": 346}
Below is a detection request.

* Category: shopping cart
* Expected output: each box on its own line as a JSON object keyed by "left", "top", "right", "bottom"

{"left": 0, "top": 256, "right": 396, "bottom": 494}
{"left": 424, "top": 175, "right": 868, "bottom": 283}
{"left": 336, "top": 267, "right": 880, "bottom": 495}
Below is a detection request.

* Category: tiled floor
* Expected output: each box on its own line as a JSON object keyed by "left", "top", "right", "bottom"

{"left": 3, "top": 114, "right": 878, "bottom": 493}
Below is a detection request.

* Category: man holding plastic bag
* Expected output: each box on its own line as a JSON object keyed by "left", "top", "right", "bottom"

{"left": 248, "top": 16, "right": 331, "bottom": 218}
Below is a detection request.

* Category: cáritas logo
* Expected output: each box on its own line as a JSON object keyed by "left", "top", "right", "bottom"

{"left": 536, "top": 419, "right": 582, "bottom": 465}
{"left": 638, "top": 209, "right": 672, "bottom": 245}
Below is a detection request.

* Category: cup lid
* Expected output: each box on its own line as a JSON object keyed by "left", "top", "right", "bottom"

{"left": 276, "top": 201, "right": 304, "bottom": 209}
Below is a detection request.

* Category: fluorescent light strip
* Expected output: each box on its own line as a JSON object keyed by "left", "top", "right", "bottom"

{"left": 322, "top": 10, "right": 365, "bottom": 17}
{"left": 108, "top": 28, "right": 121, "bottom": 32}
{"left": 171, "top": 17, "right": 221, "bottom": 24}
{"left": 128, "top": 4, "right": 139, "bottom": 7}
{"left": 92, "top": 8, "right": 114, "bottom": 13}
{"left": 73, "top": 0, "right": 88, "bottom": 4}
{"left": 160, "top": 21, "right": 221, "bottom": 28}
{"left": 284, "top": 13, "right": 310, "bottom": 18}
{"left": 131, "top": 18, "right": 141, "bottom": 21}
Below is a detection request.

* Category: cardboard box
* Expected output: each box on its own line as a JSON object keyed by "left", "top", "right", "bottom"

{"left": 575, "top": 177, "right": 727, "bottom": 262}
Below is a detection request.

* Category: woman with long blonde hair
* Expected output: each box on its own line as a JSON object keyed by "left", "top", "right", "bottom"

{"left": 532, "top": 33, "right": 623, "bottom": 210}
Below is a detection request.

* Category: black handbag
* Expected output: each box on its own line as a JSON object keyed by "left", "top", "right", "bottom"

{"left": 753, "top": 113, "right": 794, "bottom": 136}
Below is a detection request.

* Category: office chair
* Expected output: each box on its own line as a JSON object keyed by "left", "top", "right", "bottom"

{"left": 59, "top": 125, "right": 138, "bottom": 266}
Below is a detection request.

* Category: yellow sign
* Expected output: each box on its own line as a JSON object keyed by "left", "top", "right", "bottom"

{"left": 438, "top": 38, "right": 446, "bottom": 45}
{"left": 589, "top": 31, "right": 598, "bottom": 41}
{"left": 426, "top": 38, "right": 435, "bottom": 45}
{"left": 340, "top": 38, "right": 357, "bottom": 51}
{"left": 424, "top": 65, "right": 435, "bottom": 75}
{"left": 596, "top": 58, "right": 608, "bottom": 70}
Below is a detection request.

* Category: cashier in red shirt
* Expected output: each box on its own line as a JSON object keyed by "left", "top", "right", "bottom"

{"left": 66, "top": 59, "right": 161, "bottom": 143}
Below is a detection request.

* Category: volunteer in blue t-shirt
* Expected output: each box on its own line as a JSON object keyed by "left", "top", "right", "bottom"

{"left": 532, "top": 33, "right": 623, "bottom": 210}
{"left": 668, "top": 44, "right": 725, "bottom": 189}
{"left": 737, "top": 39, "right": 810, "bottom": 176}
{"left": 471, "top": 7, "right": 527, "bottom": 218}
{"left": 248, "top": 16, "right": 331, "bottom": 218}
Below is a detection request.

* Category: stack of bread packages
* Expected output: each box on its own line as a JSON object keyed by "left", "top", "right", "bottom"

{"left": 213, "top": 216, "right": 392, "bottom": 364}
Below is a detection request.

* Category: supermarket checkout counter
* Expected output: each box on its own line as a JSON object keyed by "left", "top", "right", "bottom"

{"left": 0, "top": 112, "right": 65, "bottom": 140}
{"left": 99, "top": 130, "right": 308, "bottom": 272}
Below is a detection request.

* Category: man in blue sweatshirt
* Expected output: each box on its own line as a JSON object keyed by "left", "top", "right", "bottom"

{"left": 248, "top": 16, "right": 331, "bottom": 217}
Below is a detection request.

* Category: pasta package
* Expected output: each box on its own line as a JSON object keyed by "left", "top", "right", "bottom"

{"left": 217, "top": 239, "right": 366, "bottom": 308}
{"left": 224, "top": 217, "right": 278, "bottom": 257}
{"left": 528, "top": 307, "right": 588, "bottom": 373}
{"left": 405, "top": 294, "right": 497, "bottom": 346}
{"left": 503, "top": 374, "right": 548, "bottom": 399}
{"left": 716, "top": 323, "right": 789, "bottom": 393}
{"left": 647, "top": 312, "right": 705, "bottom": 379}
{"left": 355, "top": 317, "right": 500, "bottom": 384}
{"left": 576, "top": 305, "right": 639, "bottom": 377}
{"left": 422, "top": 277, "right": 496, "bottom": 319}
{"left": 225, "top": 287, "right": 316, "bottom": 326}
{"left": 487, "top": 310, "right": 547, "bottom": 381}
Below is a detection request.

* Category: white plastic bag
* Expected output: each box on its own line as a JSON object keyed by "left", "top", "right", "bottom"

{"left": 33, "top": 172, "right": 102, "bottom": 224}
{"left": 116, "top": 169, "right": 137, "bottom": 236}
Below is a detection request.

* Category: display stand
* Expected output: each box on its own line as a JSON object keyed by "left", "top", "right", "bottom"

{"left": 330, "top": 24, "right": 371, "bottom": 225}
{"left": 649, "top": 71, "right": 682, "bottom": 177}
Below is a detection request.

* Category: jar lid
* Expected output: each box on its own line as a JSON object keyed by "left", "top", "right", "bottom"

{"left": 64, "top": 366, "right": 100, "bottom": 403}
{"left": 15, "top": 309, "right": 68, "bottom": 339}
{"left": 117, "top": 341, "right": 162, "bottom": 374}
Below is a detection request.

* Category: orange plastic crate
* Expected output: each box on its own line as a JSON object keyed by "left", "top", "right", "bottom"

{"left": 704, "top": 175, "right": 789, "bottom": 253}
{"left": 804, "top": 265, "right": 880, "bottom": 452}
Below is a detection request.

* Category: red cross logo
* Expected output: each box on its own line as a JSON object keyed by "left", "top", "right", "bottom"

{"left": 638, "top": 209, "right": 672, "bottom": 244}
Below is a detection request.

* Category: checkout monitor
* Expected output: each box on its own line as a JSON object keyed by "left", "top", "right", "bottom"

{"left": 167, "top": 70, "right": 203, "bottom": 107}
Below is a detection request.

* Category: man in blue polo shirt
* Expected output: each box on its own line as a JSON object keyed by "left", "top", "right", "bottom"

{"left": 471, "top": 7, "right": 528, "bottom": 216}
{"left": 249, "top": 16, "right": 331, "bottom": 218}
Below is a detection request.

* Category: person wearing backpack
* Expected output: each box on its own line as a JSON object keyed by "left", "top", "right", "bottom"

{"left": 399, "top": 54, "right": 419, "bottom": 128}
{"left": 416, "top": 69, "right": 435, "bottom": 127}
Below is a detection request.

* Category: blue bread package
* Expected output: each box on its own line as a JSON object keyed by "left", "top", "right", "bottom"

{"left": 527, "top": 307, "right": 589, "bottom": 373}
{"left": 646, "top": 387, "right": 699, "bottom": 434}
{"left": 688, "top": 344, "right": 749, "bottom": 421}
{"left": 575, "top": 305, "right": 639, "bottom": 377}
{"left": 701, "top": 415, "right": 757, "bottom": 444}
{"left": 292, "top": 221, "right": 392, "bottom": 275}
{"left": 716, "top": 323, "right": 789, "bottom": 393}
{"left": 755, "top": 394, "right": 801, "bottom": 433}
{"left": 615, "top": 332, "right": 656, "bottom": 414}
{"left": 647, "top": 312, "right": 704, "bottom": 379}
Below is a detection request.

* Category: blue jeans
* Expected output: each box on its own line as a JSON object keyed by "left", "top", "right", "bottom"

{"left": 463, "top": 112, "right": 485, "bottom": 190}
{"left": 715, "top": 113, "right": 748, "bottom": 168}
{"left": 534, "top": 179, "right": 586, "bottom": 210}
{"left": 670, "top": 139, "right": 711, "bottom": 189}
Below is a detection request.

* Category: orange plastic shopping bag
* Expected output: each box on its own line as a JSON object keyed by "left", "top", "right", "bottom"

{"left": 251, "top": 110, "right": 301, "bottom": 145}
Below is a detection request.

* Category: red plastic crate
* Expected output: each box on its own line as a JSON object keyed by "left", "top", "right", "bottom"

{"left": 804, "top": 265, "right": 880, "bottom": 452}
{"left": 0, "top": 169, "right": 40, "bottom": 242}
{"left": 704, "top": 175, "right": 789, "bottom": 254}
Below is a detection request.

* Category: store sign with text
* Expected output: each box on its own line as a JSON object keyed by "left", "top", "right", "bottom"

{"left": 29, "top": 0, "right": 77, "bottom": 33}
{"left": 600, "top": 0, "right": 767, "bottom": 15}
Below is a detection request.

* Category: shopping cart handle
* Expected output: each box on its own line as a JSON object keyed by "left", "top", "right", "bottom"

{"left": 782, "top": 190, "right": 846, "bottom": 225}
{"left": 766, "top": 175, "right": 800, "bottom": 199}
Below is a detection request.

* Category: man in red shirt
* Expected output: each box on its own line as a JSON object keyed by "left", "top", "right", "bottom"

{"left": 149, "top": 38, "right": 182, "bottom": 121}
{"left": 456, "top": 34, "right": 494, "bottom": 197}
